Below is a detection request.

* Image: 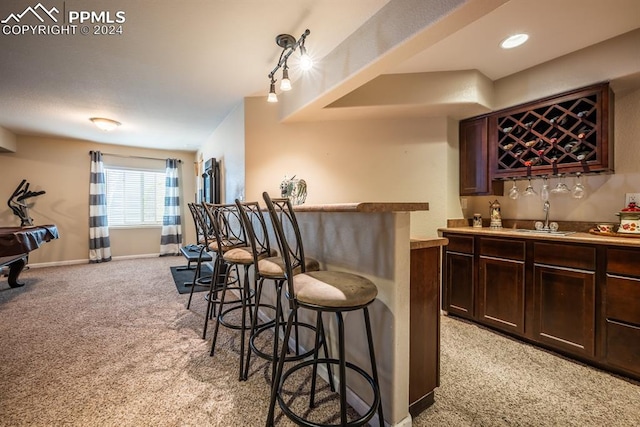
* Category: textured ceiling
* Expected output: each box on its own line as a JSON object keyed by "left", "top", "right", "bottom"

{"left": 0, "top": 0, "right": 639, "bottom": 151}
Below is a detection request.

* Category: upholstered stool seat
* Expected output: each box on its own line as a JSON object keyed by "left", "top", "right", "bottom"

{"left": 224, "top": 246, "right": 275, "bottom": 265}
{"left": 294, "top": 271, "right": 378, "bottom": 308}
{"left": 257, "top": 256, "right": 320, "bottom": 279}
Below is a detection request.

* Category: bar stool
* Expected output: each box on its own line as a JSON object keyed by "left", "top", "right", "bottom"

{"left": 204, "top": 202, "right": 275, "bottom": 381}
{"left": 185, "top": 203, "right": 213, "bottom": 310}
{"left": 263, "top": 192, "right": 384, "bottom": 427}
{"left": 235, "top": 200, "right": 328, "bottom": 383}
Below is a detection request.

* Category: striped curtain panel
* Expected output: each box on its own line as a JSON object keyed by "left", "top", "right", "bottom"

{"left": 89, "top": 151, "right": 112, "bottom": 263}
{"left": 160, "top": 158, "right": 182, "bottom": 255}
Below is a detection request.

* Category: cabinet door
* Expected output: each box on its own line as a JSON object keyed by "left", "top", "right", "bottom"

{"left": 459, "top": 117, "right": 503, "bottom": 196}
{"left": 479, "top": 256, "right": 525, "bottom": 335}
{"left": 533, "top": 264, "right": 595, "bottom": 357}
{"left": 604, "top": 274, "right": 640, "bottom": 377}
{"left": 445, "top": 252, "right": 474, "bottom": 319}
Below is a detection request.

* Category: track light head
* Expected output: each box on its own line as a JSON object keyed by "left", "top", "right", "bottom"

{"left": 267, "top": 78, "right": 278, "bottom": 103}
{"left": 280, "top": 65, "right": 291, "bottom": 91}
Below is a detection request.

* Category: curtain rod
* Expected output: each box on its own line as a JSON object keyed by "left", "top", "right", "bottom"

{"left": 89, "top": 151, "right": 182, "bottom": 163}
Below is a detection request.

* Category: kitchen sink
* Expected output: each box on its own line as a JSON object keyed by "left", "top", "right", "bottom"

{"left": 514, "top": 229, "right": 576, "bottom": 236}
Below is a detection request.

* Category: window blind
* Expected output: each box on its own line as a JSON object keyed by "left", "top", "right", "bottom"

{"left": 105, "top": 167, "right": 166, "bottom": 227}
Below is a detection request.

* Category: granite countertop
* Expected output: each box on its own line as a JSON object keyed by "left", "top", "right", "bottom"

{"left": 439, "top": 225, "right": 640, "bottom": 248}
{"left": 293, "top": 202, "right": 429, "bottom": 213}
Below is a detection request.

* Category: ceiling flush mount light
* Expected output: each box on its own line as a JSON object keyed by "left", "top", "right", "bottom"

{"left": 90, "top": 117, "right": 121, "bottom": 131}
{"left": 267, "top": 29, "right": 312, "bottom": 103}
{"left": 500, "top": 33, "right": 529, "bottom": 49}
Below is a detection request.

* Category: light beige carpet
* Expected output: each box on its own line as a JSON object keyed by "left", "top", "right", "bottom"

{"left": 1, "top": 256, "right": 638, "bottom": 426}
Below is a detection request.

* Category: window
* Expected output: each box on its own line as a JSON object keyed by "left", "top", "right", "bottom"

{"left": 105, "top": 167, "right": 166, "bottom": 227}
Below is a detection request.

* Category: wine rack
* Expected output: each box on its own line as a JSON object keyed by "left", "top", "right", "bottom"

{"left": 489, "top": 83, "right": 613, "bottom": 179}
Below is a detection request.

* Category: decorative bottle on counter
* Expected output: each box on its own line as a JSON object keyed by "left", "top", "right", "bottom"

{"left": 473, "top": 213, "right": 482, "bottom": 228}
{"left": 489, "top": 199, "right": 503, "bottom": 229}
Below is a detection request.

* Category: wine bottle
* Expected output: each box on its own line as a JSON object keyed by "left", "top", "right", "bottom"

{"left": 524, "top": 157, "right": 540, "bottom": 167}
{"left": 564, "top": 141, "right": 580, "bottom": 153}
{"left": 502, "top": 126, "right": 513, "bottom": 133}
{"left": 550, "top": 116, "right": 566, "bottom": 126}
{"left": 577, "top": 126, "right": 591, "bottom": 139}
{"left": 549, "top": 131, "right": 559, "bottom": 144}
{"left": 577, "top": 110, "right": 590, "bottom": 118}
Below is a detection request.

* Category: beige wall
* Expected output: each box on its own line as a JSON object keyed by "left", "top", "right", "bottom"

{"left": 197, "top": 103, "right": 245, "bottom": 204}
{"left": 0, "top": 136, "right": 196, "bottom": 265}
{"left": 244, "top": 96, "right": 461, "bottom": 238}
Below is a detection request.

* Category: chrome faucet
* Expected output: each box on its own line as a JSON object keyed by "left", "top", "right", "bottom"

{"left": 542, "top": 200, "right": 551, "bottom": 231}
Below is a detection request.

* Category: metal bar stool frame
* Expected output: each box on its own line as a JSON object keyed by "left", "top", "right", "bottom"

{"left": 203, "top": 202, "right": 256, "bottom": 380}
{"left": 186, "top": 203, "right": 213, "bottom": 310}
{"left": 263, "top": 193, "right": 384, "bottom": 427}
{"left": 235, "top": 200, "right": 331, "bottom": 383}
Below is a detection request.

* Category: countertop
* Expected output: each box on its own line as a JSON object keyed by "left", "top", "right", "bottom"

{"left": 411, "top": 237, "right": 449, "bottom": 250}
{"left": 293, "top": 202, "right": 429, "bottom": 213}
{"left": 438, "top": 226, "right": 640, "bottom": 248}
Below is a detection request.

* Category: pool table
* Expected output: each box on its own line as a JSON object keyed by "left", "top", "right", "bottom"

{"left": 0, "top": 225, "right": 59, "bottom": 287}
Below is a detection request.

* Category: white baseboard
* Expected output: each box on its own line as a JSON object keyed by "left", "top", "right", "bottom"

{"left": 27, "top": 253, "right": 162, "bottom": 269}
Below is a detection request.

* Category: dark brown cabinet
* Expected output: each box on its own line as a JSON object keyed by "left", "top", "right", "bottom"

{"left": 533, "top": 242, "right": 596, "bottom": 358}
{"left": 489, "top": 83, "right": 613, "bottom": 179}
{"left": 442, "top": 232, "right": 639, "bottom": 381}
{"left": 604, "top": 247, "right": 640, "bottom": 377}
{"left": 459, "top": 117, "right": 503, "bottom": 196}
{"left": 409, "top": 244, "right": 442, "bottom": 415}
{"left": 478, "top": 238, "right": 525, "bottom": 335}
{"left": 458, "top": 83, "right": 613, "bottom": 196}
{"left": 443, "top": 235, "right": 474, "bottom": 319}
{"left": 533, "top": 265, "right": 595, "bottom": 357}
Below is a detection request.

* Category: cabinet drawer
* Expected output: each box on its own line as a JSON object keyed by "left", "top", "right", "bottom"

{"left": 446, "top": 235, "right": 474, "bottom": 254}
{"left": 607, "top": 248, "right": 640, "bottom": 277}
{"left": 480, "top": 237, "right": 524, "bottom": 261}
{"left": 606, "top": 274, "right": 640, "bottom": 325}
{"left": 534, "top": 242, "right": 595, "bottom": 270}
{"left": 605, "top": 319, "right": 640, "bottom": 377}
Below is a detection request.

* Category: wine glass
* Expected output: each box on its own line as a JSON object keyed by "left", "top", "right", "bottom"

{"left": 508, "top": 178, "right": 520, "bottom": 200}
{"left": 523, "top": 177, "right": 537, "bottom": 197}
{"left": 572, "top": 172, "right": 586, "bottom": 199}
{"left": 551, "top": 174, "right": 570, "bottom": 194}
{"left": 540, "top": 176, "right": 550, "bottom": 201}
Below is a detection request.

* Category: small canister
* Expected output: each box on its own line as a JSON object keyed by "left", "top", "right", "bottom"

{"left": 473, "top": 213, "right": 482, "bottom": 228}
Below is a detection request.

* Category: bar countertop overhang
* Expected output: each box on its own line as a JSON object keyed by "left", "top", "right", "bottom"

{"left": 292, "top": 202, "right": 429, "bottom": 213}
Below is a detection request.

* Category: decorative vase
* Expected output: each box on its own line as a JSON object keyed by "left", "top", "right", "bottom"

{"left": 280, "top": 176, "right": 307, "bottom": 205}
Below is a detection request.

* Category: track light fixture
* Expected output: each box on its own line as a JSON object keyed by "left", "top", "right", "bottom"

{"left": 267, "top": 29, "right": 312, "bottom": 103}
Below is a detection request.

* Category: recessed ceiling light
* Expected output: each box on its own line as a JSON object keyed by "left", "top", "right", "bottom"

{"left": 500, "top": 33, "right": 529, "bottom": 49}
{"left": 90, "top": 117, "right": 121, "bottom": 131}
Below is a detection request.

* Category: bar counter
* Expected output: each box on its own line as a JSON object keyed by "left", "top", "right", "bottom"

{"left": 280, "top": 202, "right": 442, "bottom": 426}
{"left": 438, "top": 225, "right": 640, "bottom": 248}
